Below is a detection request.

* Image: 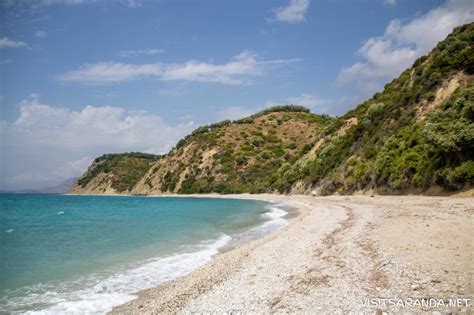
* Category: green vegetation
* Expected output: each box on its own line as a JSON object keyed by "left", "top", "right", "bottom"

{"left": 73, "top": 23, "right": 474, "bottom": 196}
{"left": 174, "top": 105, "right": 315, "bottom": 150}
{"left": 162, "top": 108, "right": 334, "bottom": 194}
{"left": 77, "top": 152, "right": 160, "bottom": 192}
{"left": 235, "top": 105, "right": 310, "bottom": 123}
{"left": 372, "top": 83, "right": 474, "bottom": 192}
{"left": 272, "top": 23, "right": 474, "bottom": 194}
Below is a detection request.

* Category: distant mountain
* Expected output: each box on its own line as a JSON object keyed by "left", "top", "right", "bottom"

{"left": 1, "top": 177, "right": 79, "bottom": 194}
{"left": 70, "top": 23, "right": 474, "bottom": 196}
{"left": 38, "top": 177, "right": 79, "bottom": 194}
{"left": 0, "top": 189, "right": 41, "bottom": 194}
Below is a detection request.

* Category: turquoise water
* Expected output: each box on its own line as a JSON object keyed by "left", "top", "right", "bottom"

{"left": 0, "top": 194, "right": 287, "bottom": 313}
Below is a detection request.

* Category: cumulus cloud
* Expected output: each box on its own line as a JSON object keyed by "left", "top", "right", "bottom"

{"left": 0, "top": 37, "right": 27, "bottom": 48}
{"left": 270, "top": 0, "right": 310, "bottom": 23}
{"left": 119, "top": 48, "right": 164, "bottom": 57}
{"left": 337, "top": 0, "right": 474, "bottom": 95}
{"left": 58, "top": 50, "right": 300, "bottom": 85}
{"left": 0, "top": 99, "right": 194, "bottom": 189}
{"left": 55, "top": 156, "right": 93, "bottom": 178}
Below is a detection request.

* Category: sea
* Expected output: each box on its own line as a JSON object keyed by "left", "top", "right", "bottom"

{"left": 0, "top": 194, "right": 288, "bottom": 314}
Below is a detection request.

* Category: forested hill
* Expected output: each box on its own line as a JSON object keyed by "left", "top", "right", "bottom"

{"left": 70, "top": 23, "right": 474, "bottom": 196}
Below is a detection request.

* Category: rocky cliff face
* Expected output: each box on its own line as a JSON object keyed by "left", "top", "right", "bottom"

{"left": 70, "top": 23, "right": 474, "bottom": 196}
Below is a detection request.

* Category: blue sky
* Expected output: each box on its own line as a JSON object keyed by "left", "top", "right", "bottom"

{"left": 1, "top": 0, "right": 473, "bottom": 190}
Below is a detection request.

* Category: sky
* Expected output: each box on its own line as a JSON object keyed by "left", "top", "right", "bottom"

{"left": 0, "top": 0, "right": 473, "bottom": 190}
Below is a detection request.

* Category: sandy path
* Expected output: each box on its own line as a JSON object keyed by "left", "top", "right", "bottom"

{"left": 111, "top": 195, "right": 473, "bottom": 314}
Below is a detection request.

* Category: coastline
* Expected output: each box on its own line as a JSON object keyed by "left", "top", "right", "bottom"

{"left": 110, "top": 193, "right": 307, "bottom": 314}
{"left": 111, "top": 194, "right": 473, "bottom": 314}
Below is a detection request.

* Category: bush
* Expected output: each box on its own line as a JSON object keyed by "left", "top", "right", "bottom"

{"left": 235, "top": 156, "right": 247, "bottom": 166}
{"left": 77, "top": 153, "right": 159, "bottom": 191}
{"left": 446, "top": 161, "right": 474, "bottom": 188}
{"left": 422, "top": 85, "right": 474, "bottom": 153}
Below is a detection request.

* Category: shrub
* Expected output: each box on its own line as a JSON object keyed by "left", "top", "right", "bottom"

{"left": 235, "top": 156, "right": 247, "bottom": 166}
{"left": 446, "top": 161, "right": 474, "bottom": 188}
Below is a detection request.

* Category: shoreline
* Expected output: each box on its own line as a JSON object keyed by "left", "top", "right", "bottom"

{"left": 110, "top": 194, "right": 310, "bottom": 314}
{"left": 2, "top": 194, "right": 287, "bottom": 314}
{"left": 111, "top": 194, "right": 473, "bottom": 314}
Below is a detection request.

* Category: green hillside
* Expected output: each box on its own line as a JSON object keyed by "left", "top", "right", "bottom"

{"left": 73, "top": 153, "right": 160, "bottom": 193}
{"left": 275, "top": 23, "right": 474, "bottom": 195}
{"left": 70, "top": 23, "right": 474, "bottom": 196}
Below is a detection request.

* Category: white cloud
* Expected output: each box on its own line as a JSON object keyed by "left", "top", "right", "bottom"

{"left": 119, "top": 48, "right": 164, "bottom": 57}
{"left": 212, "top": 95, "right": 328, "bottom": 121}
{"left": 286, "top": 93, "right": 327, "bottom": 108}
{"left": 385, "top": 0, "right": 396, "bottom": 5}
{"left": 264, "top": 93, "right": 330, "bottom": 114}
{"left": 55, "top": 156, "right": 93, "bottom": 179}
{"left": 270, "top": 0, "right": 310, "bottom": 23}
{"left": 217, "top": 106, "right": 260, "bottom": 121}
{"left": 337, "top": 0, "right": 474, "bottom": 95}
{"left": 0, "top": 100, "right": 193, "bottom": 189}
{"left": 35, "top": 30, "right": 47, "bottom": 38}
{"left": 58, "top": 62, "right": 163, "bottom": 84}
{"left": 39, "top": 0, "right": 86, "bottom": 5}
{"left": 58, "top": 50, "right": 300, "bottom": 85}
{"left": 30, "top": 93, "right": 40, "bottom": 100}
{"left": 122, "top": 0, "right": 143, "bottom": 8}
{"left": 9, "top": 0, "right": 144, "bottom": 8}
{"left": 0, "top": 37, "right": 27, "bottom": 48}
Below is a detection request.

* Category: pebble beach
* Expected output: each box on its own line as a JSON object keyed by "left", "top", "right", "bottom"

{"left": 112, "top": 194, "right": 473, "bottom": 314}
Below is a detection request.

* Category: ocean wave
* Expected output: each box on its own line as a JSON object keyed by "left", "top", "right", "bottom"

{"left": 2, "top": 234, "right": 231, "bottom": 314}
{"left": 259, "top": 204, "right": 288, "bottom": 230}
{"left": 262, "top": 204, "right": 288, "bottom": 220}
{"left": 228, "top": 204, "right": 288, "bottom": 246}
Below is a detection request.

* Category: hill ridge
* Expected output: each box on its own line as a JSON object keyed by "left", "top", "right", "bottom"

{"left": 70, "top": 23, "right": 474, "bottom": 196}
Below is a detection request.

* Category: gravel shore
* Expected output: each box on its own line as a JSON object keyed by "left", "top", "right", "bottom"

{"left": 111, "top": 194, "right": 473, "bottom": 314}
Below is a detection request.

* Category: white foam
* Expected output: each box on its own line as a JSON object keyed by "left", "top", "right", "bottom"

{"left": 5, "top": 229, "right": 14, "bottom": 233}
{"left": 262, "top": 205, "right": 288, "bottom": 221}
{"left": 228, "top": 204, "right": 288, "bottom": 246}
{"left": 3, "top": 204, "right": 287, "bottom": 314}
{"left": 3, "top": 234, "right": 231, "bottom": 314}
{"left": 257, "top": 204, "right": 289, "bottom": 230}
{"left": 57, "top": 211, "right": 64, "bottom": 215}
